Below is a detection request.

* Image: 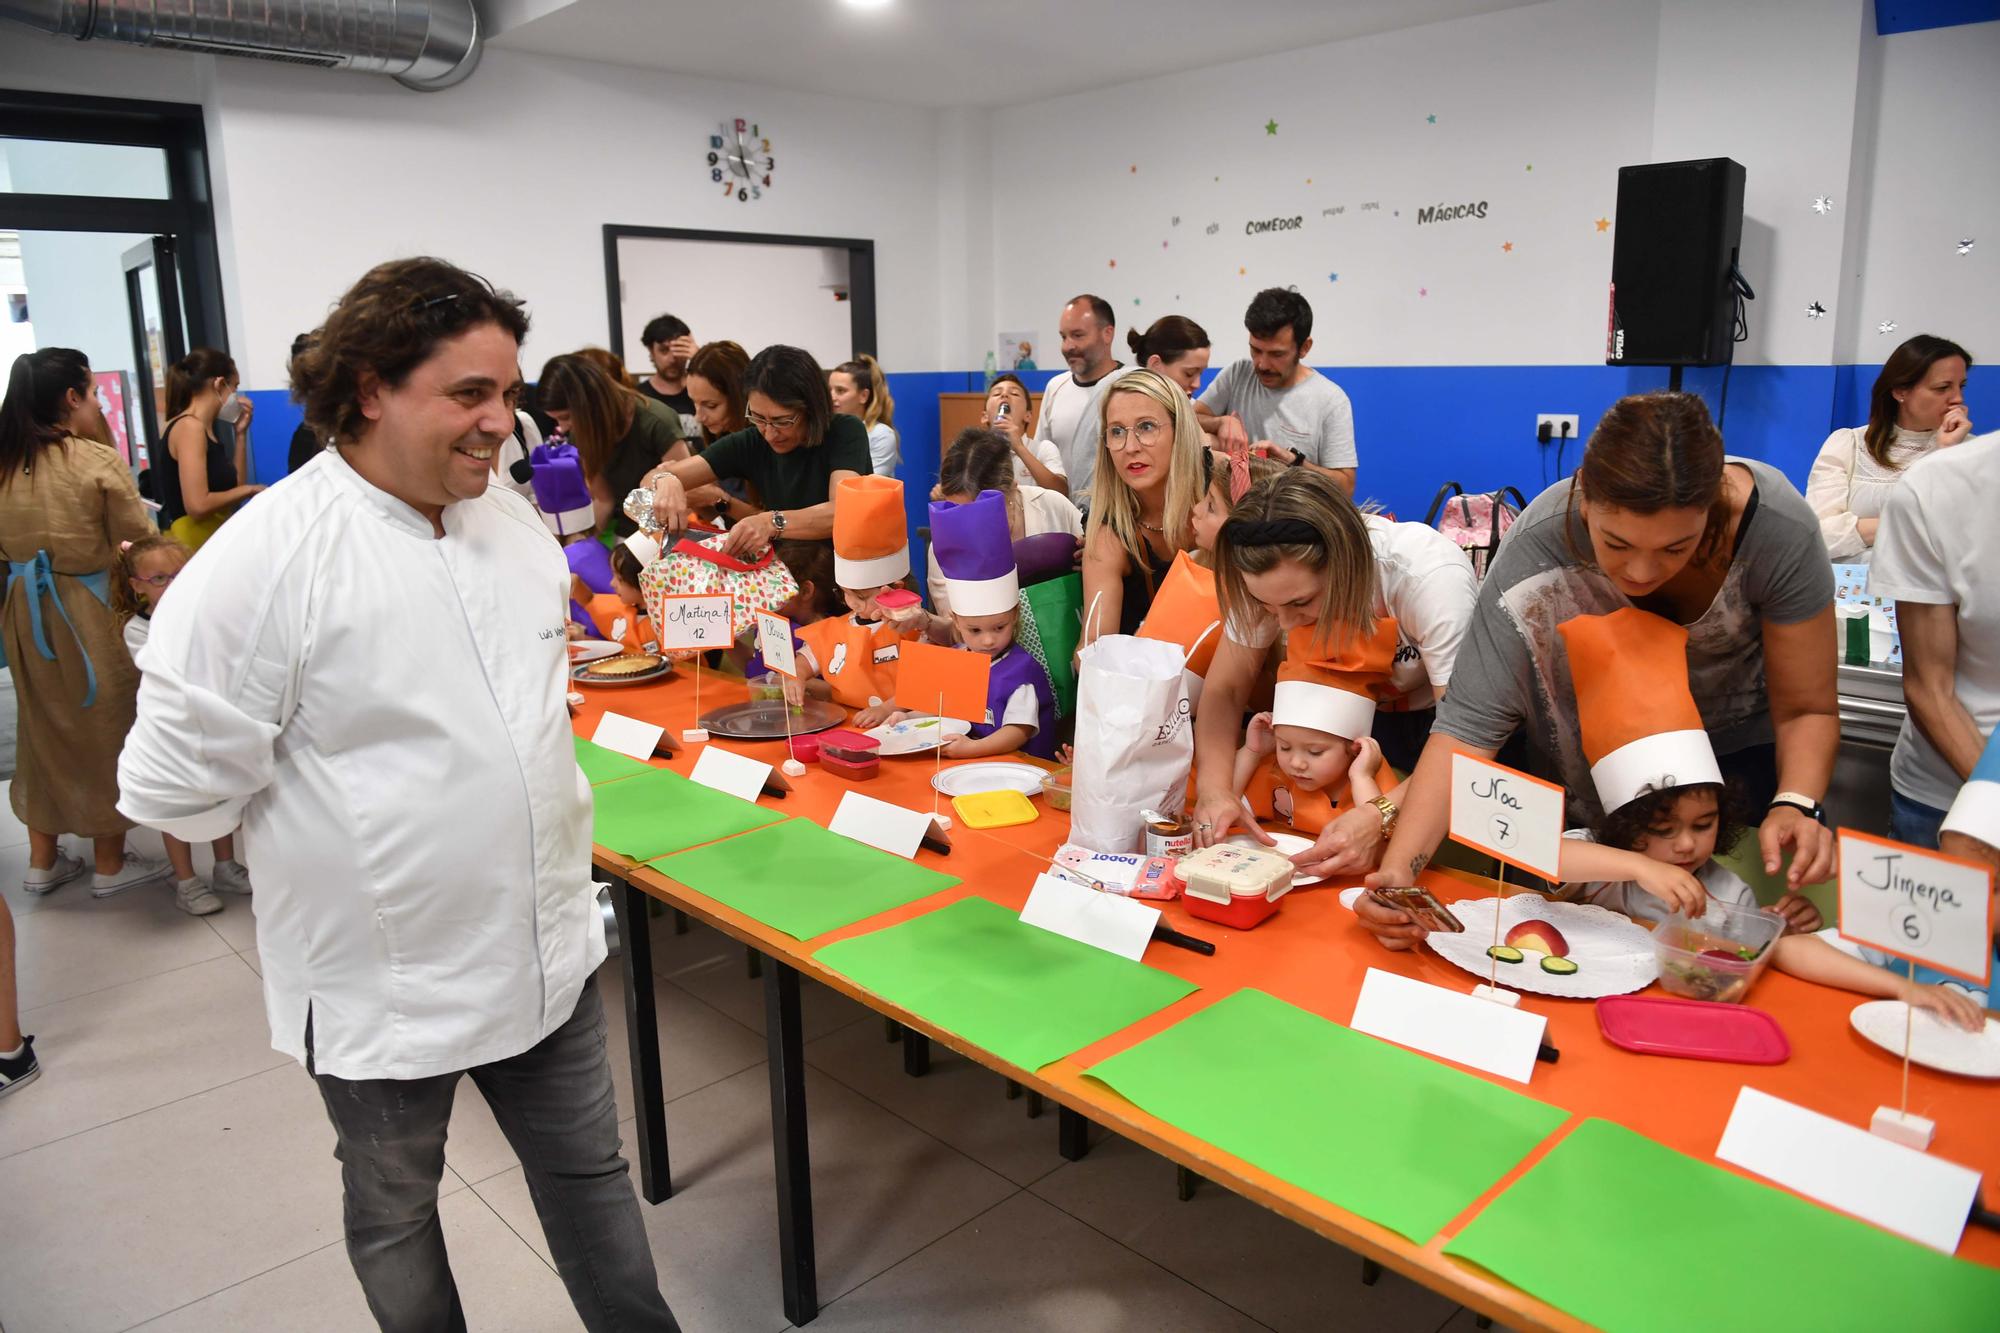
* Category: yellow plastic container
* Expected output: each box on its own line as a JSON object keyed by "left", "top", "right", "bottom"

{"left": 951, "top": 789, "right": 1039, "bottom": 829}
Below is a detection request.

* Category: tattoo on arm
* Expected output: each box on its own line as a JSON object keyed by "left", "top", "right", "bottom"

{"left": 1410, "top": 853, "right": 1430, "bottom": 877}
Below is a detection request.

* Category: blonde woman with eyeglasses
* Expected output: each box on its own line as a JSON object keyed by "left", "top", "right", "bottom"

{"left": 1079, "top": 368, "right": 1209, "bottom": 644}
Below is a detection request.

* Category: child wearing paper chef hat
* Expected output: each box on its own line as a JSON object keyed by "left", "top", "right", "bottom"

{"left": 578, "top": 532, "right": 662, "bottom": 655}
{"left": 791, "top": 475, "right": 923, "bottom": 726}
{"left": 872, "top": 489, "right": 1058, "bottom": 759}
{"left": 1554, "top": 608, "right": 1982, "bottom": 1027}
{"left": 1230, "top": 618, "right": 1396, "bottom": 835}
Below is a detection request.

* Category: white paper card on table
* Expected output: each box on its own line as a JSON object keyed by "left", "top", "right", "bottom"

{"left": 590, "top": 711, "right": 665, "bottom": 763}
{"left": 1447, "top": 752, "right": 1565, "bottom": 881}
{"left": 654, "top": 594, "right": 734, "bottom": 652}
{"left": 1019, "top": 872, "right": 1159, "bottom": 962}
{"left": 688, "top": 745, "right": 772, "bottom": 805}
{"left": 1837, "top": 829, "right": 1995, "bottom": 985}
{"left": 1349, "top": 967, "right": 1546, "bottom": 1084}
{"left": 755, "top": 611, "right": 796, "bottom": 677}
{"left": 828, "top": 791, "right": 938, "bottom": 860}
{"left": 1716, "top": 1086, "right": 1979, "bottom": 1253}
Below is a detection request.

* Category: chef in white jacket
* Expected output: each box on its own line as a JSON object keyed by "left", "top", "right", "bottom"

{"left": 118, "top": 258, "right": 677, "bottom": 1333}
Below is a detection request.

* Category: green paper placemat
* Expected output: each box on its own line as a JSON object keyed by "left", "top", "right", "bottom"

{"left": 649, "top": 819, "right": 961, "bottom": 940}
{"left": 1445, "top": 1118, "right": 2000, "bottom": 1331}
{"left": 574, "top": 736, "right": 657, "bottom": 786}
{"left": 814, "top": 897, "right": 1199, "bottom": 1069}
{"left": 1085, "top": 988, "right": 1567, "bottom": 1244}
{"left": 589, "top": 767, "right": 781, "bottom": 862}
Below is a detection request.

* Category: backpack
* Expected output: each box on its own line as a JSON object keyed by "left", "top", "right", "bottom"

{"left": 1424, "top": 483, "right": 1527, "bottom": 581}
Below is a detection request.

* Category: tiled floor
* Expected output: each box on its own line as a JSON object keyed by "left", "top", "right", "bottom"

{"left": 0, "top": 785, "right": 1493, "bottom": 1332}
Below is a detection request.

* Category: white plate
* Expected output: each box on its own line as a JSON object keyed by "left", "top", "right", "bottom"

{"left": 1850, "top": 1001, "right": 2000, "bottom": 1078}
{"left": 1426, "top": 897, "right": 1659, "bottom": 999}
{"left": 1226, "top": 831, "right": 1324, "bottom": 887}
{"left": 867, "top": 715, "right": 973, "bottom": 756}
{"left": 568, "top": 639, "right": 622, "bottom": 664}
{"left": 931, "top": 762, "right": 1047, "bottom": 798}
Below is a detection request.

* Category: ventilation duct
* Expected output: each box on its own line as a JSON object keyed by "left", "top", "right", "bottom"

{"left": 0, "top": 1, "right": 482, "bottom": 91}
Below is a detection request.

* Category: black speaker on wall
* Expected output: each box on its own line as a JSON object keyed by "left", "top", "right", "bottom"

{"left": 1605, "top": 157, "right": 1746, "bottom": 367}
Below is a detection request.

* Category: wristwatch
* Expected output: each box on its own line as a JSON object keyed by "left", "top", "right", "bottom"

{"left": 1367, "top": 795, "right": 1400, "bottom": 838}
{"left": 1286, "top": 447, "right": 1306, "bottom": 468}
{"left": 1768, "top": 791, "right": 1826, "bottom": 825}
{"left": 771, "top": 510, "right": 788, "bottom": 536}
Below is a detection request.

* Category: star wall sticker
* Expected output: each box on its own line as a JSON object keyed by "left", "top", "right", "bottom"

{"left": 1502, "top": 241, "right": 1514, "bottom": 253}
{"left": 1958, "top": 238, "right": 1976, "bottom": 255}
{"left": 1264, "top": 119, "right": 1278, "bottom": 135}
{"left": 1108, "top": 259, "right": 1116, "bottom": 268}
{"left": 1419, "top": 287, "right": 1429, "bottom": 297}
{"left": 1328, "top": 272, "right": 1339, "bottom": 282}
{"left": 1812, "top": 195, "right": 1833, "bottom": 215}
{"left": 1238, "top": 266, "right": 1247, "bottom": 275}
{"left": 1129, "top": 164, "right": 1137, "bottom": 174}
{"left": 1806, "top": 301, "right": 1827, "bottom": 319}
{"left": 1426, "top": 114, "right": 1437, "bottom": 124}
{"left": 1595, "top": 217, "right": 1611, "bottom": 233}
{"left": 1878, "top": 320, "right": 1898, "bottom": 335}
{"left": 1525, "top": 163, "right": 1533, "bottom": 171}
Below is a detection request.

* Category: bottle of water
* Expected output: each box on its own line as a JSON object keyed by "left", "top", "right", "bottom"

{"left": 983, "top": 349, "right": 998, "bottom": 389}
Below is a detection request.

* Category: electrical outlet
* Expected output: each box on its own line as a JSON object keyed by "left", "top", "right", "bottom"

{"left": 1536, "top": 414, "right": 1579, "bottom": 442}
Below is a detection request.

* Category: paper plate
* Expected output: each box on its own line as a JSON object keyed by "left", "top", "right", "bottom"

{"left": 1226, "top": 831, "right": 1323, "bottom": 887}
{"left": 569, "top": 639, "right": 623, "bottom": 664}
{"left": 1426, "top": 897, "right": 1659, "bottom": 999}
{"left": 1850, "top": 1001, "right": 2000, "bottom": 1078}
{"left": 867, "top": 715, "right": 973, "bottom": 756}
{"left": 931, "top": 762, "right": 1047, "bottom": 798}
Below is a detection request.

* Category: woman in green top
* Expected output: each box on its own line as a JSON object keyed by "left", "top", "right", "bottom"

{"left": 534, "top": 354, "right": 687, "bottom": 536}
{"left": 643, "top": 344, "right": 874, "bottom": 558}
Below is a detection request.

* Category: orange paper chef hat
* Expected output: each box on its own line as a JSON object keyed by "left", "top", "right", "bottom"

{"left": 1558, "top": 607, "right": 1721, "bottom": 813}
{"left": 832, "top": 474, "right": 909, "bottom": 589}
{"left": 1271, "top": 617, "right": 1401, "bottom": 739}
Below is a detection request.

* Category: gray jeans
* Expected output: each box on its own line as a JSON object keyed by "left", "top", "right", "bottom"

{"left": 311, "top": 977, "right": 678, "bottom": 1333}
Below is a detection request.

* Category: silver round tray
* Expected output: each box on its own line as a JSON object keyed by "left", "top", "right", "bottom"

{"left": 698, "top": 698, "right": 845, "bottom": 740}
{"left": 570, "top": 659, "right": 674, "bottom": 688}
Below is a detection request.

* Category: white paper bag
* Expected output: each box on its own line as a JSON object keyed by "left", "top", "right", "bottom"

{"left": 1070, "top": 631, "right": 1199, "bottom": 853}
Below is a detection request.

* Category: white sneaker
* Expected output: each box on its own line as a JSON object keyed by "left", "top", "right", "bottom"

{"left": 174, "top": 876, "right": 224, "bottom": 917}
{"left": 210, "top": 859, "right": 254, "bottom": 896}
{"left": 23, "top": 852, "right": 88, "bottom": 896}
{"left": 91, "top": 853, "right": 172, "bottom": 898}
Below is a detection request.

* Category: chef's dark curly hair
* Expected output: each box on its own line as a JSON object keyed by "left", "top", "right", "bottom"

{"left": 1596, "top": 777, "right": 1758, "bottom": 858}
{"left": 291, "top": 257, "right": 528, "bottom": 443}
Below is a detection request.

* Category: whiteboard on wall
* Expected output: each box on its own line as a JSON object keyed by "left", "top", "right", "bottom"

{"left": 611, "top": 231, "right": 867, "bottom": 373}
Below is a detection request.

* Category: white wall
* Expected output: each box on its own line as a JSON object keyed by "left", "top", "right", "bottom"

{"left": 1839, "top": 17, "right": 2000, "bottom": 362}
{"left": 0, "top": 33, "right": 949, "bottom": 388}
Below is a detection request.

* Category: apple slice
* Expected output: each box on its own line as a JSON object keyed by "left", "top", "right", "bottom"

{"left": 1505, "top": 919, "right": 1570, "bottom": 958}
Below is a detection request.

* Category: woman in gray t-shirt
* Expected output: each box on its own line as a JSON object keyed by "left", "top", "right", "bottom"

{"left": 1360, "top": 393, "right": 1840, "bottom": 951}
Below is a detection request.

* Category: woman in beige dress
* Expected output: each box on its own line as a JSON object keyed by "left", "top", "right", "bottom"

{"left": 0, "top": 348, "right": 170, "bottom": 898}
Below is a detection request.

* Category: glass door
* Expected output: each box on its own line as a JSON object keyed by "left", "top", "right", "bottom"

{"left": 121, "top": 235, "right": 185, "bottom": 461}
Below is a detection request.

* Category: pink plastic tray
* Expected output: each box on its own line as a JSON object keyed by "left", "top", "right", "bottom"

{"left": 1596, "top": 995, "right": 1791, "bottom": 1065}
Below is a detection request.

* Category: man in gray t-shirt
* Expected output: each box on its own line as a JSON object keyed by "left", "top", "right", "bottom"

{"left": 1196, "top": 287, "right": 1357, "bottom": 494}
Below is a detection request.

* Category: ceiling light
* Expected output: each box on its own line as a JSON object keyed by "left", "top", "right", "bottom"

{"left": 842, "top": 0, "right": 893, "bottom": 9}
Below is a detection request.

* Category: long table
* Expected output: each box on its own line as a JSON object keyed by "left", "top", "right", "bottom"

{"left": 572, "top": 664, "right": 2000, "bottom": 1329}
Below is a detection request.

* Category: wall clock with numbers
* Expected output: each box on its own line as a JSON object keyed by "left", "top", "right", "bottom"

{"left": 706, "top": 119, "right": 774, "bottom": 203}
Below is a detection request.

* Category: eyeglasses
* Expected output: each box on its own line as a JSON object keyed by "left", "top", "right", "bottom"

{"left": 133, "top": 571, "right": 179, "bottom": 589}
{"left": 746, "top": 409, "right": 802, "bottom": 431}
{"left": 1105, "top": 421, "right": 1164, "bottom": 450}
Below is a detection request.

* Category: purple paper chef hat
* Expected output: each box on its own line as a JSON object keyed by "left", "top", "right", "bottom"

{"left": 928, "top": 489, "right": 1017, "bottom": 617}
{"left": 529, "top": 442, "right": 594, "bottom": 537}
{"left": 566, "top": 538, "right": 615, "bottom": 594}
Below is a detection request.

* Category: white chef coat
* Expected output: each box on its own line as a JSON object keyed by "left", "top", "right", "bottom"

{"left": 117, "top": 448, "right": 607, "bottom": 1081}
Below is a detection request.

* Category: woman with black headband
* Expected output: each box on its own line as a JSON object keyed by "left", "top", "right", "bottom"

{"left": 1191, "top": 468, "right": 1479, "bottom": 877}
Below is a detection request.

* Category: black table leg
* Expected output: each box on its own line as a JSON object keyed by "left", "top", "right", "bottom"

{"left": 613, "top": 879, "right": 670, "bottom": 1203}
{"left": 764, "top": 958, "right": 819, "bottom": 1325}
{"left": 901, "top": 1028, "right": 930, "bottom": 1077}
{"left": 1360, "top": 1257, "right": 1382, "bottom": 1286}
{"left": 883, "top": 1017, "right": 902, "bottom": 1043}
{"left": 1058, "top": 1106, "right": 1090, "bottom": 1161}
{"left": 1177, "top": 1165, "right": 1199, "bottom": 1201}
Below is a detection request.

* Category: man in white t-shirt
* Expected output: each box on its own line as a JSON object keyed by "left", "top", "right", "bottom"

{"left": 1196, "top": 287, "right": 1357, "bottom": 495}
{"left": 1032, "top": 294, "right": 1126, "bottom": 506}
{"left": 1870, "top": 431, "right": 2000, "bottom": 849}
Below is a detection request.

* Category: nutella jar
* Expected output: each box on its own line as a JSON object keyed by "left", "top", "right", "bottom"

{"left": 1143, "top": 813, "right": 1195, "bottom": 859}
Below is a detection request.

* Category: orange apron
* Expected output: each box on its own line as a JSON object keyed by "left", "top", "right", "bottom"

{"left": 799, "top": 614, "right": 910, "bottom": 708}
{"left": 1244, "top": 757, "right": 1356, "bottom": 836}
{"left": 1136, "top": 550, "right": 1224, "bottom": 677}
{"left": 585, "top": 593, "right": 656, "bottom": 654}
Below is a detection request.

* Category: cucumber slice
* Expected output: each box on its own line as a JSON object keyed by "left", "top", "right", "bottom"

{"left": 1539, "top": 956, "right": 1579, "bottom": 976}
{"left": 1486, "top": 944, "right": 1525, "bottom": 964}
